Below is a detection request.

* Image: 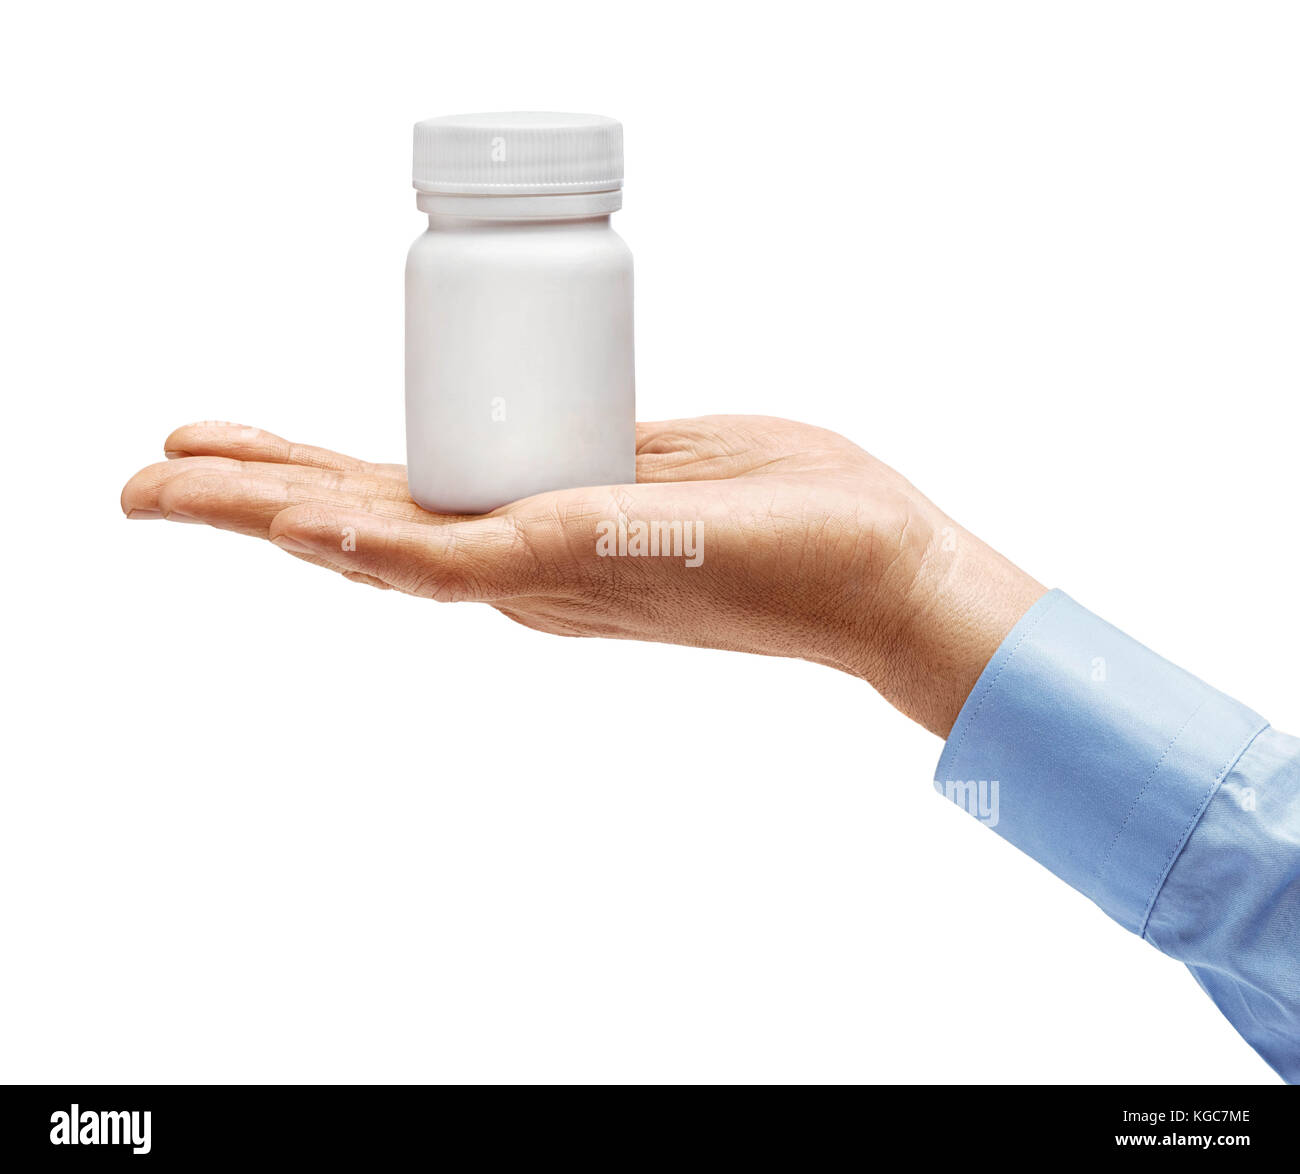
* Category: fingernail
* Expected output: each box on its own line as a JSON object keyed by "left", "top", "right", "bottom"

{"left": 271, "top": 534, "right": 315, "bottom": 554}
{"left": 164, "top": 511, "right": 206, "bottom": 524}
{"left": 125, "top": 508, "right": 163, "bottom": 520}
{"left": 164, "top": 450, "right": 187, "bottom": 460}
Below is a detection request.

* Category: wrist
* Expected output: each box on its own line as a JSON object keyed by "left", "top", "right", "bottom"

{"left": 836, "top": 505, "right": 1045, "bottom": 738}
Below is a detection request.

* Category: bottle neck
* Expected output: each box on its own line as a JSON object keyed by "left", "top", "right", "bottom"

{"left": 424, "top": 214, "right": 614, "bottom": 235}
{"left": 415, "top": 188, "right": 621, "bottom": 222}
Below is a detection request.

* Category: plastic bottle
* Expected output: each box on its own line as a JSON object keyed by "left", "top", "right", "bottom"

{"left": 405, "top": 112, "right": 635, "bottom": 514}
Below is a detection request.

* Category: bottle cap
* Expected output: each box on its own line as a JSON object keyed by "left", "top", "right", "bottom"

{"left": 413, "top": 112, "right": 623, "bottom": 196}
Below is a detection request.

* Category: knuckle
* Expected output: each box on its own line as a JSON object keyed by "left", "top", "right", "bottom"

{"left": 158, "top": 469, "right": 228, "bottom": 513}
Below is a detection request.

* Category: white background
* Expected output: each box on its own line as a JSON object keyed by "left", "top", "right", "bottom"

{"left": 2, "top": 1, "right": 1296, "bottom": 1083}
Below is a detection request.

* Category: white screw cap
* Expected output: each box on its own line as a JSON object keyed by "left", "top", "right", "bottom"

{"left": 413, "top": 112, "right": 623, "bottom": 196}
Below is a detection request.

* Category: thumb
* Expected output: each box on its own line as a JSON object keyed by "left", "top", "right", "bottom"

{"left": 267, "top": 505, "right": 544, "bottom": 602}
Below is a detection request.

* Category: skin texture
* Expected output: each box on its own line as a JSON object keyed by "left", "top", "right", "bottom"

{"left": 121, "top": 416, "right": 1045, "bottom": 737}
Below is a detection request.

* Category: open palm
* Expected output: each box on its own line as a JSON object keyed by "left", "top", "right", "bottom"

{"left": 121, "top": 415, "right": 1041, "bottom": 734}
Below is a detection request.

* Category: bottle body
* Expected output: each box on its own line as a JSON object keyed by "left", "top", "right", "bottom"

{"left": 405, "top": 212, "right": 635, "bottom": 515}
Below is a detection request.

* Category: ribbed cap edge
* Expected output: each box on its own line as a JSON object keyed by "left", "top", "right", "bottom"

{"left": 413, "top": 112, "right": 623, "bottom": 195}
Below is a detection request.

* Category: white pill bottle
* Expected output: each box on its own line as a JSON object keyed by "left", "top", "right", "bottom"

{"left": 405, "top": 112, "right": 635, "bottom": 514}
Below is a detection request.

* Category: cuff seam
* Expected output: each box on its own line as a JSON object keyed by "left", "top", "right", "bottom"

{"left": 1092, "top": 695, "right": 1210, "bottom": 894}
{"left": 1137, "top": 718, "right": 1270, "bottom": 939}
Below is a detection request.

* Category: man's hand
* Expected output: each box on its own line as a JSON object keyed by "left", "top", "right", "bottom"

{"left": 120, "top": 416, "right": 1043, "bottom": 736}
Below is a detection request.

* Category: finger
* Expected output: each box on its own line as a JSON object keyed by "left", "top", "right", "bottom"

{"left": 635, "top": 417, "right": 740, "bottom": 483}
{"left": 124, "top": 456, "right": 419, "bottom": 513}
{"left": 634, "top": 419, "right": 681, "bottom": 451}
{"left": 634, "top": 415, "right": 830, "bottom": 483}
{"left": 267, "top": 506, "right": 550, "bottom": 602}
{"left": 163, "top": 421, "right": 406, "bottom": 479}
{"left": 121, "top": 457, "right": 243, "bottom": 519}
{"left": 121, "top": 458, "right": 444, "bottom": 524}
{"left": 146, "top": 468, "right": 445, "bottom": 537}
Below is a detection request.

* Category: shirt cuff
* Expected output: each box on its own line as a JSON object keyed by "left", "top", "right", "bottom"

{"left": 934, "top": 589, "right": 1267, "bottom": 935}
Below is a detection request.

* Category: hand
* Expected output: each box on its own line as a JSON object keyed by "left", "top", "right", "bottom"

{"left": 121, "top": 416, "right": 1044, "bottom": 736}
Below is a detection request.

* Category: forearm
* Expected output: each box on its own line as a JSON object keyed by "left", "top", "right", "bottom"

{"left": 932, "top": 588, "right": 1299, "bottom": 1082}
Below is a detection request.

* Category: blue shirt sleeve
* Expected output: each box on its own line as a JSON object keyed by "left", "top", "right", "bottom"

{"left": 935, "top": 588, "right": 1300, "bottom": 1082}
